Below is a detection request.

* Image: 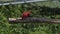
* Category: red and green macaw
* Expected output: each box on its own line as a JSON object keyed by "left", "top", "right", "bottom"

{"left": 22, "top": 10, "right": 32, "bottom": 19}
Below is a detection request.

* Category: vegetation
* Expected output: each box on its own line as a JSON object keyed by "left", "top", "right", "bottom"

{"left": 0, "top": 1, "right": 60, "bottom": 34}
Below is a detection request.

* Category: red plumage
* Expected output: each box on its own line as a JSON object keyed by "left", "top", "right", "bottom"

{"left": 22, "top": 10, "right": 32, "bottom": 19}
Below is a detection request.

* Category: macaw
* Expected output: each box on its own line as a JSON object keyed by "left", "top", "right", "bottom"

{"left": 22, "top": 10, "right": 32, "bottom": 19}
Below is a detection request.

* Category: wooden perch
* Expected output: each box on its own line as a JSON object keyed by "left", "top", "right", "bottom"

{"left": 8, "top": 17, "right": 60, "bottom": 24}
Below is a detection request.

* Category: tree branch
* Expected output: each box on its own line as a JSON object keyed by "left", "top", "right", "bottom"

{"left": 8, "top": 17, "right": 60, "bottom": 24}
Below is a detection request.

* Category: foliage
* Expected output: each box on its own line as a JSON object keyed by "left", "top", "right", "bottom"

{"left": 0, "top": 2, "right": 60, "bottom": 34}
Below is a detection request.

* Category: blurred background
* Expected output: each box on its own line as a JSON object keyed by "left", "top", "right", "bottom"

{"left": 0, "top": 0, "right": 60, "bottom": 34}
